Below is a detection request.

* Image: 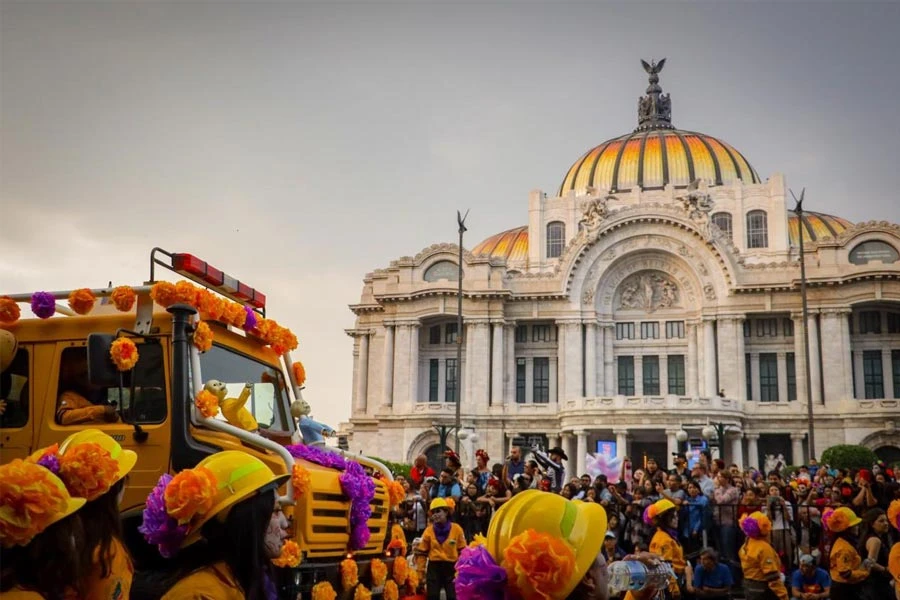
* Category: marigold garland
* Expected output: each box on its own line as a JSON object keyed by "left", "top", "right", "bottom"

{"left": 222, "top": 302, "right": 246, "bottom": 329}
{"left": 341, "top": 557, "right": 360, "bottom": 590}
{"left": 311, "top": 581, "right": 337, "bottom": 600}
{"left": 150, "top": 281, "right": 178, "bottom": 308}
{"left": 58, "top": 442, "right": 119, "bottom": 501}
{"left": 370, "top": 558, "right": 388, "bottom": 588}
{"left": 502, "top": 529, "right": 575, "bottom": 600}
{"left": 67, "top": 288, "right": 96, "bottom": 315}
{"left": 164, "top": 466, "right": 217, "bottom": 524}
{"left": 193, "top": 321, "right": 214, "bottom": 353}
{"left": 174, "top": 281, "right": 199, "bottom": 305}
{"left": 197, "top": 290, "right": 226, "bottom": 322}
{"left": 354, "top": 584, "right": 372, "bottom": 600}
{"left": 110, "top": 286, "right": 136, "bottom": 312}
{"left": 392, "top": 555, "right": 409, "bottom": 585}
{"left": 293, "top": 361, "right": 307, "bottom": 387}
{"left": 0, "top": 459, "right": 69, "bottom": 547}
{"left": 291, "top": 464, "right": 311, "bottom": 497}
{"left": 382, "top": 580, "right": 399, "bottom": 600}
{"left": 194, "top": 389, "right": 219, "bottom": 418}
{"left": 272, "top": 539, "right": 301, "bottom": 568}
{"left": 0, "top": 297, "right": 20, "bottom": 324}
{"left": 109, "top": 338, "right": 139, "bottom": 371}
{"left": 386, "top": 481, "right": 405, "bottom": 509}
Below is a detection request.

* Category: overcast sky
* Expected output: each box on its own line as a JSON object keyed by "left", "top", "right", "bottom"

{"left": 2, "top": 1, "right": 898, "bottom": 428}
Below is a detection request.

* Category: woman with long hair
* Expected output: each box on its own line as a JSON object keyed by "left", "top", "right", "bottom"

{"left": 52, "top": 429, "right": 137, "bottom": 599}
{"left": 0, "top": 460, "right": 88, "bottom": 599}
{"left": 824, "top": 506, "right": 871, "bottom": 600}
{"left": 136, "top": 450, "right": 289, "bottom": 599}
{"left": 738, "top": 512, "right": 788, "bottom": 600}
{"left": 856, "top": 508, "right": 892, "bottom": 600}
{"left": 646, "top": 498, "right": 685, "bottom": 598}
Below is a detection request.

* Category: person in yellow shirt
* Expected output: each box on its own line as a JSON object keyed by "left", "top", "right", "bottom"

{"left": 0, "top": 460, "right": 88, "bottom": 599}
{"left": 888, "top": 500, "right": 900, "bottom": 600}
{"left": 136, "top": 451, "right": 290, "bottom": 600}
{"left": 416, "top": 498, "right": 466, "bottom": 600}
{"left": 738, "top": 511, "right": 789, "bottom": 600}
{"left": 823, "top": 506, "right": 870, "bottom": 600}
{"left": 646, "top": 498, "right": 685, "bottom": 598}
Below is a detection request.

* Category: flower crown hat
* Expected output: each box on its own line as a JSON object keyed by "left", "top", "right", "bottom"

{"left": 455, "top": 489, "right": 608, "bottom": 600}
{"left": 887, "top": 500, "right": 900, "bottom": 532}
{"left": 739, "top": 512, "right": 772, "bottom": 539}
{"left": 643, "top": 498, "right": 677, "bottom": 525}
{"left": 140, "top": 450, "right": 289, "bottom": 557}
{"left": 0, "top": 459, "right": 86, "bottom": 548}
{"left": 822, "top": 506, "right": 861, "bottom": 533}
{"left": 47, "top": 429, "right": 138, "bottom": 501}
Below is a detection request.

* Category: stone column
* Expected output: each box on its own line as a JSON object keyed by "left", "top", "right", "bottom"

{"left": 792, "top": 314, "right": 809, "bottom": 405}
{"left": 750, "top": 354, "right": 761, "bottom": 401}
{"left": 393, "top": 324, "right": 411, "bottom": 410}
{"left": 746, "top": 434, "right": 760, "bottom": 470}
{"left": 807, "top": 313, "right": 822, "bottom": 405}
{"left": 687, "top": 322, "right": 699, "bottom": 398}
{"left": 382, "top": 324, "right": 394, "bottom": 407}
{"left": 491, "top": 322, "right": 505, "bottom": 406}
{"left": 659, "top": 354, "right": 669, "bottom": 396}
{"left": 585, "top": 322, "right": 597, "bottom": 396}
{"left": 717, "top": 318, "right": 739, "bottom": 399}
{"left": 467, "top": 322, "right": 491, "bottom": 409}
{"left": 730, "top": 433, "right": 744, "bottom": 469}
{"left": 777, "top": 352, "right": 788, "bottom": 403}
{"left": 736, "top": 317, "right": 747, "bottom": 401}
{"left": 354, "top": 332, "right": 369, "bottom": 412}
{"left": 575, "top": 430, "right": 588, "bottom": 478}
{"left": 821, "top": 309, "right": 853, "bottom": 403}
{"left": 791, "top": 433, "right": 806, "bottom": 465}
{"left": 603, "top": 323, "right": 615, "bottom": 396}
{"left": 615, "top": 428, "right": 629, "bottom": 459}
{"left": 505, "top": 323, "right": 516, "bottom": 403}
{"left": 557, "top": 323, "right": 566, "bottom": 402}
{"left": 853, "top": 351, "right": 864, "bottom": 399}
{"left": 666, "top": 429, "right": 679, "bottom": 460}
{"left": 409, "top": 324, "right": 420, "bottom": 405}
{"left": 563, "top": 322, "right": 584, "bottom": 400}
{"left": 563, "top": 433, "right": 577, "bottom": 472}
{"left": 704, "top": 318, "right": 718, "bottom": 397}
{"left": 883, "top": 349, "right": 895, "bottom": 400}
{"left": 634, "top": 355, "right": 644, "bottom": 397}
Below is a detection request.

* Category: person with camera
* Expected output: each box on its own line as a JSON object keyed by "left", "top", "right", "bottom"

{"left": 763, "top": 484, "right": 795, "bottom": 564}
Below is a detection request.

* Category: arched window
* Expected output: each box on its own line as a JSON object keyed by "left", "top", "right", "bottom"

{"left": 546, "top": 221, "right": 565, "bottom": 258}
{"left": 746, "top": 210, "right": 768, "bottom": 249}
{"left": 712, "top": 212, "right": 733, "bottom": 241}
{"left": 423, "top": 260, "right": 459, "bottom": 282}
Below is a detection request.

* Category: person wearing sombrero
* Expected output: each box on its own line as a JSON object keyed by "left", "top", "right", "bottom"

{"left": 0, "top": 459, "right": 88, "bottom": 599}
{"left": 532, "top": 446, "right": 567, "bottom": 493}
{"left": 415, "top": 497, "right": 466, "bottom": 600}
{"left": 824, "top": 506, "right": 870, "bottom": 600}
{"left": 886, "top": 500, "right": 900, "bottom": 598}
{"left": 136, "top": 450, "right": 290, "bottom": 600}
{"left": 738, "top": 511, "right": 789, "bottom": 600}
{"left": 645, "top": 498, "right": 685, "bottom": 598}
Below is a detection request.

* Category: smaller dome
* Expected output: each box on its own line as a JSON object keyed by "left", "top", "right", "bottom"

{"left": 788, "top": 210, "right": 853, "bottom": 246}
{"left": 471, "top": 226, "right": 528, "bottom": 261}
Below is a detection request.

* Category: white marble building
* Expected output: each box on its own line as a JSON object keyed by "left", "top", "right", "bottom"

{"left": 344, "top": 61, "right": 900, "bottom": 476}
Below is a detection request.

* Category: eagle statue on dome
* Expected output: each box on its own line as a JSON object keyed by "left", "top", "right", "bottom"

{"left": 641, "top": 57, "right": 666, "bottom": 76}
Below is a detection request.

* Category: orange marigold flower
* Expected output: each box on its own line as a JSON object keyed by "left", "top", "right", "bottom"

{"left": 195, "top": 389, "right": 219, "bottom": 419}
{"left": 254, "top": 318, "right": 275, "bottom": 342}
{"left": 197, "top": 291, "right": 225, "bottom": 322}
{"left": 387, "top": 481, "right": 405, "bottom": 509}
{"left": 292, "top": 361, "right": 307, "bottom": 387}
{"left": 382, "top": 580, "right": 399, "bottom": 600}
{"left": 68, "top": 288, "right": 96, "bottom": 315}
{"left": 292, "top": 464, "right": 311, "bottom": 497}
{"left": 370, "top": 558, "right": 388, "bottom": 588}
{"left": 354, "top": 584, "right": 372, "bottom": 600}
{"left": 392, "top": 555, "right": 409, "bottom": 585}
{"left": 341, "top": 557, "right": 359, "bottom": 590}
{"left": 174, "top": 281, "right": 199, "bottom": 306}
{"left": 222, "top": 302, "right": 246, "bottom": 328}
{"left": 272, "top": 539, "right": 301, "bottom": 568}
{"left": 193, "top": 321, "right": 214, "bottom": 353}
{"left": 0, "top": 460, "right": 69, "bottom": 547}
{"left": 311, "top": 582, "right": 337, "bottom": 600}
{"left": 109, "top": 286, "right": 136, "bottom": 312}
{"left": 58, "top": 442, "right": 119, "bottom": 501}
{"left": 0, "top": 297, "right": 20, "bottom": 324}
{"left": 164, "top": 466, "right": 217, "bottom": 524}
{"left": 502, "top": 529, "right": 576, "bottom": 600}
{"left": 405, "top": 569, "right": 419, "bottom": 592}
{"left": 150, "top": 281, "right": 178, "bottom": 307}
{"left": 109, "top": 338, "right": 139, "bottom": 371}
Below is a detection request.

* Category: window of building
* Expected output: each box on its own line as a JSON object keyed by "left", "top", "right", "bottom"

{"left": 643, "top": 356, "right": 660, "bottom": 395}
{"left": 786, "top": 353, "right": 797, "bottom": 401}
{"left": 863, "top": 350, "right": 884, "bottom": 399}
{"left": 712, "top": 212, "right": 733, "bottom": 241}
{"left": 546, "top": 221, "right": 565, "bottom": 259}
{"left": 743, "top": 321, "right": 751, "bottom": 338}
{"left": 515, "top": 325, "right": 528, "bottom": 343}
{"left": 516, "top": 358, "right": 526, "bottom": 403}
{"left": 533, "top": 358, "right": 549, "bottom": 403}
{"left": 746, "top": 210, "right": 768, "bottom": 249}
{"left": 888, "top": 313, "right": 900, "bottom": 334}
{"left": 759, "top": 353, "right": 778, "bottom": 402}
{"left": 783, "top": 319, "right": 794, "bottom": 337}
{"left": 445, "top": 323, "right": 458, "bottom": 344}
{"left": 1, "top": 347, "right": 29, "bottom": 430}
{"left": 641, "top": 322, "right": 659, "bottom": 340}
{"left": 665, "top": 321, "right": 685, "bottom": 339}
{"left": 616, "top": 322, "right": 635, "bottom": 340}
{"left": 428, "top": 359, "right": 439, "bottom": 402}
{"left": 618, "top": 356, "right": 635, "bottom": 395}
{"left": 532, "top": 324, "right": 555, "bottom": 342}
{"left": 423, "top": 260, "right": 459, "bottom": 282}
{"left": 445, "top": 359, "right": 458, "bottom": 403}
{"left": 756, "top": 318, "right": 778, "bottom": 337}
{"left": 892, "top": 350, "right": 900, "bottom": 399}
{"left": 199, "top": 344, "right": 285, "bottom": 429}
{"left": 745, "top": 354, "right": 753, "bottom": 400}
{"left": 667, "top": 355, "right": 685, "bottom": 395}
{"left": 860, "top": 311, "right": 881, "bottom": 334}
{"left": 429, "top": 325, "right": 441, "bottom": 345}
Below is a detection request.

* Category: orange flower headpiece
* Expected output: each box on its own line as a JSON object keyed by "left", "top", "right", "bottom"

{"left": 822, "top": 506, "right": 861, "bottom": 533}
{"left": 888, "top": 500, "right": 900, "bottom": 532}
{"left": 739, "top": 511, "right": 772, "bottom": 538}
{"left": 475, "top": 449, "right": 489, "bottom": 463}
{"left": 57, "top": 442, "right": 120, "bottom": 502}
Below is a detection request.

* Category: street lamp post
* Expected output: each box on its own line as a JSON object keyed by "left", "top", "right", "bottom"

{"left": 433, "top": 423, "right": 459, "bottom": 461}
{"left": 454, "top": 210, "right": 468, "bottom": 454}
{"left": 792, "top": 189, "right": 816, "bottom": 462}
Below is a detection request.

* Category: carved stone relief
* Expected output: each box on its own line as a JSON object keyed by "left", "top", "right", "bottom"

{"left": 703, "top": 284, "right": 716, "bottom": 300}
{"left": 617, "top": 271, "right": 680, "bottom": 312}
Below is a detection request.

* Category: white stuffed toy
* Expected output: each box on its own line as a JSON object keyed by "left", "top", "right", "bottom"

{"left": 290, "top": 397, "right": 335, "bottom": 446}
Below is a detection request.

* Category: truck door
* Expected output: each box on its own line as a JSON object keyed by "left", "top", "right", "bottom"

{"left": 0, "top": 344, "right": 33, "bottom": 461}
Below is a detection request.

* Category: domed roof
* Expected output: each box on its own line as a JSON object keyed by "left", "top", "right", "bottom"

{"left": 471, "top": 226, "right": 528, "bottom": 261}
{"left": 788, "top": 210, "right": 853, "bottom": 245}
{"left": 559, "top": 58, "right": 759, "bottom": 196}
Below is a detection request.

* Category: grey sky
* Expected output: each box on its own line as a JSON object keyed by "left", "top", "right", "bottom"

{"left": 2, "top": 1, "right": 898, "bottom": 427}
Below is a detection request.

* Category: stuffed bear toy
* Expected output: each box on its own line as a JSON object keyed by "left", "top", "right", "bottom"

{"left": 290, "top": 397, "right": 334, "bottom": 446}
{"left": 205, "top": 379, "right": 259, "bottom": 433}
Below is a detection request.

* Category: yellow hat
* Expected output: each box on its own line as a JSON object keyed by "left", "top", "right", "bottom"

{"left": 823, "top": 506, "right": 862, "bottom": 533}
{"left": 429, "top": 497, "right": 451, "bottom": 512}
{"left": 56, "top": 429, "right": 138, "bottom": 501}
{"left": 485, "top": 489, "right": 607, "bottom": 600}
{"left": 643, "top": 498, "right": 677, "bottom": 525}
{"left": 0, "top": 460, "right": 86, "bottom": 547}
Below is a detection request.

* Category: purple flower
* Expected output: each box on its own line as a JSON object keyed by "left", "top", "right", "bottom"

{"left": 455, "top": 545, "right": 507, "bottom": 600}
{"left": 31, "top": 291, "right": 56, "bottom": 319}
{"left": 37, "top": 451, "right": 60, "bottom": 475}
{"left": 243, "top": 306, "right": 258, "bottom": 332}
{"left": 139, "top": 474, "right": 188, "bottom": 557}
{"left": 740, "top": 516, "right": 761, "bottom": 539}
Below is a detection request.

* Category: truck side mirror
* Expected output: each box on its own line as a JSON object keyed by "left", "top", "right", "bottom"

{"left": 87, "top": 334, "right": 121, "bottom": 387}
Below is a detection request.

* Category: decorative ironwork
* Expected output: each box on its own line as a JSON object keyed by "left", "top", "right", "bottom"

{"left": 636, "top": 58, "right": 673, "bottom": 131}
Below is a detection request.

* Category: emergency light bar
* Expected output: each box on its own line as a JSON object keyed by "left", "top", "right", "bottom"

{"left": 150, "top": 248, "right": 266, "bottom": 314}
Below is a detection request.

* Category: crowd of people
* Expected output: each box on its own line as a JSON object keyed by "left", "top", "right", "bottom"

{"left": 392, "top": 446, "right": 900, "bottom": 599}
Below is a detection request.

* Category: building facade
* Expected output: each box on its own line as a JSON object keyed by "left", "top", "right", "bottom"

{"left": 345, "top": 61, "right": 900, "bottom": 475}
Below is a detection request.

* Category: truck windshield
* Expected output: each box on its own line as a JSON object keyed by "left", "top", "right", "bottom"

{"left": 198, "top": 345, "right": 291, "bottom": 431}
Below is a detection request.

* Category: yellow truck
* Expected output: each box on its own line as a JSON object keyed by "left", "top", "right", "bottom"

{"left": 0, "top": 247, "right": 396, "bottom": 597}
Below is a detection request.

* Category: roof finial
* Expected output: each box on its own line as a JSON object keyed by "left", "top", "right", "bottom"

{"left": 636, "top": 58, "right": 673, "bottom": 131}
